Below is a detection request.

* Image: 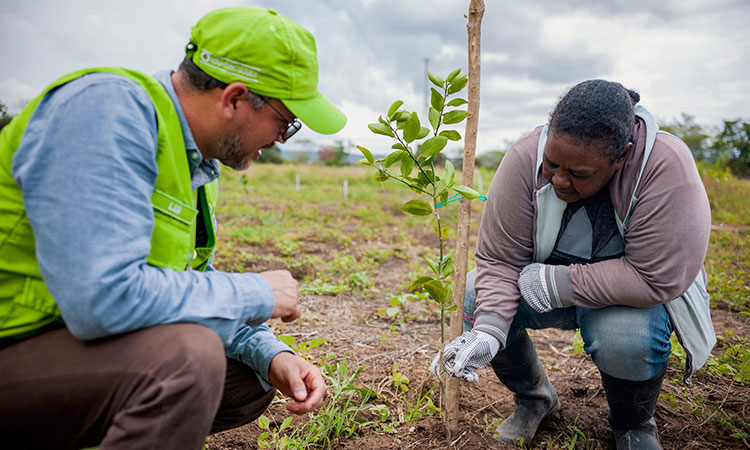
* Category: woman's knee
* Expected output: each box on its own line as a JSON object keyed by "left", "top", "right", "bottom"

{"left": 579, "top": 307, "right": 671, "bottom": 380}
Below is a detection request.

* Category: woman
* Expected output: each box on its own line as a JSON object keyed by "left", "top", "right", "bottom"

{"left": 432, "top": 80, "right": 714, "bottom": 449}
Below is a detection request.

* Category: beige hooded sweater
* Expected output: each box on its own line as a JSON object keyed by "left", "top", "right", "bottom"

{"left": 472, "top": 117, "right": 712, "bottom": 348}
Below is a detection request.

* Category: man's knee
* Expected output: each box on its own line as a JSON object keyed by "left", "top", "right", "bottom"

{"left": 146, "top": 324, "right": 227, "bottom": 404}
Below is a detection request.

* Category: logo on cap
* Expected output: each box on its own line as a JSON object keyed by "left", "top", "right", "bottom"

{"left": 199, "top": 49, "right": 261, "bottom": 84}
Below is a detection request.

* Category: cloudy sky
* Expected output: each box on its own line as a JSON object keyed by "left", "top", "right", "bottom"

{"left": 1, "top": 0, "right": 748, "bottom": 155}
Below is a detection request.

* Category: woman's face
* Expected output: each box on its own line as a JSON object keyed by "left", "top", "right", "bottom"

{"left": 542, "top": 132, "right": 631, "bottom": 203}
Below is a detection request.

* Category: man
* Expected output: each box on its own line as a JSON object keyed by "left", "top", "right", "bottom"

{"left": 432, "top": 80, "right": 714, "bottom": 449}
{"left": 0, "top": 7, "right": 346, "bottom": 450}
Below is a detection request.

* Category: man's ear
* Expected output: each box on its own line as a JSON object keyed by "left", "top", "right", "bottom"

{"left": 219, "top": 82, "right": 249, "bottom": 120}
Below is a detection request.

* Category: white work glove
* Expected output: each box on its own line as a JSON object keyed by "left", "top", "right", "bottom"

{"left": 430, "top": 330, "right": 500, "bottom": 382}
{"left": 517, "top": 262, "right": 574, "bottom": 313}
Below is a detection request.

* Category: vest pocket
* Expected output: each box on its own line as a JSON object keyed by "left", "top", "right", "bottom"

{"left": 148, "top": 189, "right": 197, "bottom": 270}
{"left": 151, "top": 189, "right": 197, "bottom": 225}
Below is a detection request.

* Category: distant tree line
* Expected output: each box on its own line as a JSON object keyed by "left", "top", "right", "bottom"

{"left": 661, "top": 114, "right": 750, "bottom": 176}
{"left": 1, "top": 98, "right": 746, "bottom": 175}
{"left": 0, "top": 102, "right": 12, "bottom": 131}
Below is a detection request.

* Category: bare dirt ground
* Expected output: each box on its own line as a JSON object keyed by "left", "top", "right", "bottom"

{"left": 209, "top": 264, "right": 750, "bottom": 449}
{"left": 209, "top": 171, "right": 749, "bottom": 449}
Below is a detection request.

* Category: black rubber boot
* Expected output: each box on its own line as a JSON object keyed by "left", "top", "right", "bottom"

{"left": 491, "top": 330, "right": 560, "bottom": 447}
{"left": 600, "top": 367, "right": 666, "bottom": 450}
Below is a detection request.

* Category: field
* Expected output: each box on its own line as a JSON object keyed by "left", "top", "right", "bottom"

{"left": 208, "top": 163, "right": 749, "bottom": 450}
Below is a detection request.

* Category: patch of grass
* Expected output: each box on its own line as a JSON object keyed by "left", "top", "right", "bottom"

{"left": 256, "top": 356, "right": 378, "bottom": 449}
{"left": 702, "top": 170, "right": 750, "bottom": 313}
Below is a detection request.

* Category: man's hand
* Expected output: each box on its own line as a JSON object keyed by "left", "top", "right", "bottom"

{"left": 517, "top": 263, "right": 574, "bottom": 313}
{"left": 430, "top": 330, "right": 500, "bottom": 382}
{"left": 260, "top": 270, "right": 301, "bottom": 322}
{"left": 268, "top": 352, "right": 325, "bottom": 414}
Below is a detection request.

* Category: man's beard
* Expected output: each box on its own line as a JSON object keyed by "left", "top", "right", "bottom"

{"left": 211, "top": 129, "right": 252, "bottom": 171}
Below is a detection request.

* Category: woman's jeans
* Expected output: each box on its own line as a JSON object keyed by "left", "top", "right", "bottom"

{"left": 463, "top": 269, "right": 673, "bottom": 381}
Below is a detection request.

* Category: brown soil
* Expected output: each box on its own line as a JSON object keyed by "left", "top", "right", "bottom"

{"left": 208, "top": 282, "right": 750, "bottom": 449}
{"left": 209, "top": 187, "right": 749, "bottom": 449}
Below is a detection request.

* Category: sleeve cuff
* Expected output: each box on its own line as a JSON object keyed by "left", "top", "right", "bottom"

{"left": 473, "top": 312, "right": 510, "bottom": 350}
{"left": 257, "top": 349, "right": 294, "bottom": 391}
{"left": 546, "top": 265, "right": 574, "bottom": 308}
{"left": 242, "top": 273, "right": 275, "bottom": 324}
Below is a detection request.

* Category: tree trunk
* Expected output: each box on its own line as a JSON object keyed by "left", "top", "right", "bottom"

{"left": 446, "top": 0, "right": 485, "bottom": 435}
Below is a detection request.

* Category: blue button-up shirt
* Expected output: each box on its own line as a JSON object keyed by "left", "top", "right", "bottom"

{"left": 12, "top": 69, "right": 291, "bottom": 386}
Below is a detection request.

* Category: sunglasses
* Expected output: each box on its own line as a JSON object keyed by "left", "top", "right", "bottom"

{"left": 263, "top": 98, "right": 301, "bottom": 141}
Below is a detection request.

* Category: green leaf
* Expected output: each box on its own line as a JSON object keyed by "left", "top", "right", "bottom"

{"left": 445, "top": 68, "right": 462, "bottom": 82}
{"left": 280, "top": 416, "right": 293, "bottom": 431}
{"left": 444, "top": 304, "right": 458, "bottom": 312}
{"left": 387, "top": 100, "right": 404, "bottom": 120}
{"left": 357, "top": 145, "right": 374, "bottom": 163}
{"left": 427, "top": 71, "right": 444, "bottom": 88}
{"left": 359, "top": 158, "right": 372, "bottom": 166}
{"left": 378, "top": 115, "right": 389, "bottom": 126}
{"left": 395, "top": 111, "right": 411, "bottom": 121}
{"left": 386, "top": 307, "right": 400, "bottom": 317}
{"left": 439, "top": 130, "right": 462, "bottom": 141}
{"left": 373, "top": 170, "right": 389, "bottom": 182}
{"left": 428, "top": 107, "right": 440, "bottom": 131}
{"left": 440, "top": 190, "right": 449, "bottom": 204}
{"left": 417, "top": 126, "right": 430, "bottom": 140}
{"left": 430, "top": 88, "right": 444, "bottom": 111}
{"left": 425, "top": 257, "right": 440, "bottom": 275}
{"left": 446, "top": 98, "right": 468, "bottom": 107}
{"left": 403, "top": 112, "right": 421, "bottom": 143}
{"left": 448, "top": 75, "right": 468, "bottom": 94}
{"left": 400, "top": 154, "right": 414, "bottom": 177}
{"left": 368, "top": 122, "right": 394, "bottom": 137}
{"left": 400, "top": 199, "right": 432, "bottom": 216}
{"left": 444, "top": 160, "right": 455, "bottom": 186}
{"left": 423, "top": 280, "right": 447, "bottom": 302}
{"left": 310, "top": 337, "right": 326, "bottom": 348}
{"left": 257, "top": 415, "right": 271, "bottom": 430}
{"left": 409, "top": 276, "right": 436, "bottom": 292}
{"left": 420, "top": 136, "right": 448, "bottom": 159}
{"left": 258, "top": 432, "right": 270, "bottom": 442}
{"left": 443, "top": 110, "right": 468, "bottom": 124}
{"left": 278, "top": 335, "right": 296, "bottom": 347}
{"left": 385, "top": 150, "right": 405, "bottom": 168}
{"left": 417, "top": 170, "right": 434, "bottom": 184}
{"left": 433, "top": 225, "right": 450, "bottom": 237}
{"left": 391, "top": 142, "right": 406, "bottom": 151}
{"left": 453, "top": 184, "right": 480, "bottom": 199}
{"left": 396, "top": 120, "right": 407, "bottom": 130}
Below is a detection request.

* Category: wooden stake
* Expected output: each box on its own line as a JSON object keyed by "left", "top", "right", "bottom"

{"left": 446, "top": 0, "right": 484, "bottom": 434}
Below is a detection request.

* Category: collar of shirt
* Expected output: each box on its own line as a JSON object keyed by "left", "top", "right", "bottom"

{"left": 152, "top": 70, "right": 221, "bottom": 189}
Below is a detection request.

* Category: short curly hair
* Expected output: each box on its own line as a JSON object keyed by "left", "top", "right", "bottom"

{"left": 549, "top": 80, "right": 640, "bottom": 162}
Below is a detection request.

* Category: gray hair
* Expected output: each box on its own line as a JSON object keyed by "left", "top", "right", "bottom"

{"left": 549, "top": 79, "right": 640, "bottom": 163}
{"left": 177, "top": 57, "right": 267, "bottom": 110}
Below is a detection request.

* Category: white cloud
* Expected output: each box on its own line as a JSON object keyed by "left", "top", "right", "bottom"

{"left": 2, "top": 0, "right": 748, "bottom": 154}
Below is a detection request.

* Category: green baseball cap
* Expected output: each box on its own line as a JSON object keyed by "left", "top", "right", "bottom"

{"left": 186, "top": 6, "right": 346, "bottom": 134}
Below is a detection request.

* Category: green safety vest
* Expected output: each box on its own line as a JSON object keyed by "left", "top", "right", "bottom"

{"left": 0, "top": 67, "right": 218, "bottom": 339}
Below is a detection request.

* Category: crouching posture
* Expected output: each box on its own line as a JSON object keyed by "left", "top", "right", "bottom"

{"left": 0, "top": 7, "right": 345, "bottom": 449}
{"left": 432, "top": 80, "right": 715, "bottom": 449}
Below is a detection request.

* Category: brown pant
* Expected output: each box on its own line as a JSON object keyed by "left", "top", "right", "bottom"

{"left": 0, "top": 323, "right": 275, "bottom": 450}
